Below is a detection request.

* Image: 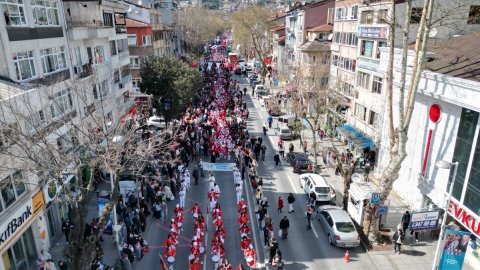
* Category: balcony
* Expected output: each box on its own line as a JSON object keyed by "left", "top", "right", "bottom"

{"left": 66, "top": 21, "right": 115, "bottom": 41}
{"left": 73, "top": 64, "right": 93, "bottom": 79}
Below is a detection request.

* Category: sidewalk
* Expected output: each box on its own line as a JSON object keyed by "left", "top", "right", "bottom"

{"left": 249, "top": 91, "right": 439, "bottom": 270}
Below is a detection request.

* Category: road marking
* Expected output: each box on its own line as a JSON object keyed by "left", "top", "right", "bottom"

{"left": 244, "top": 173, "right": 266, "bottom": 269}
{"left": 287, "top": 175, "right": 298, "bottom": 193}
{"left": 203, "top": 212, "right": 208, "bottom": 270}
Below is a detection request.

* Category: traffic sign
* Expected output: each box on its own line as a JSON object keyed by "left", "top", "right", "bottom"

{"left": 370, "top": 193, "right": 381, "bottom": 205}
{"left": 377, "top": 206, "right": 388, "bottom": 215}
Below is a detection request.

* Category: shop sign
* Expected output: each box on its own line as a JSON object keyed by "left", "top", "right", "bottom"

{"left": 358, "top": 26, "right": 388, "bottom": 39}
{"left": 0, "top": 192, "right": 45, "bottom": 252}
{"left": 357, "top": 58, "right": 380, "bottom": 72}
{"left": 410, "top": 210, "right": 439, "bottom": 230}
{"left": 43, "top": 180, "right": 61, "bottom": 204}
{"left": 448, "top": 199, "right": 480, "bottom": 237}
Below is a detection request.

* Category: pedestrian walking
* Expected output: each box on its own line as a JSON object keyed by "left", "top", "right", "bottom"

{"left": 279, "top": 143, "right": 285, "bottom": 159}
{"left": 401, "top": 211, "right": 411, "bottom": 233}
{"left": 289, "top": 142, "right": 294, "bottom": 153}
{"left": 287, "top": 193, "right": 295, "bottom": 213}
{"left": 279, "top": 216, "right": 290, "bottom": 239}
{"left": 274, "top": 153, "right": 280, "bottom": 166}
{"left": 263, "top": 123, "right": 268, "bottom": 135}
{"left": 179, "top": 188, "right": 186, "bottom": 208}
{"left": 306, "top": 205, "right": 313, "bottom": 229}
{"left": 199, "top": 159, "right": 205, "bottom": 177}
{"left": 303, "top": 139, "right": 308, "bottom": 153}
{"left": 58, "top": 260, "right": 68, "bottom": 270}
{"left": 193, "top": 166, "right": 199, "bottom": 185}
{"left": 267, "top": 115, "right": 273, "bottom": 128}
{"left": 277, "top": 197, "right": 284, "bottom": 212}
{"left": 61, "top": 219, "right": 72, "bottom": 244}
{"left": 268, "top": 237, "right": 278, "bottom": 264}
{"left": 261, "top": 144, "right": 266, "bottom": 161}
{"left": 393, "top": 228, "right": 405, "bottom": 254}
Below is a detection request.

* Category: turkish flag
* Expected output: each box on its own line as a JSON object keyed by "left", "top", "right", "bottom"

{"left": 159, "top": 254, "right": 168, "bottom": 270}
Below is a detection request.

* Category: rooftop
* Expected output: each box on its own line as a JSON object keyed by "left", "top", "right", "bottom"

{"left": 298, "top": 40, "right": 331, "bottom": 52}
{"left": 307, "top": 24, "right": 333, "bottom": 33}
{"left": 426, "top": 31, "right": 480, "bottom": 82}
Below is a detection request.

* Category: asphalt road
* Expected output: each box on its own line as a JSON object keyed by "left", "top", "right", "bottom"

{"left": 237, "top": 74, "right": 377, "bottom": 270}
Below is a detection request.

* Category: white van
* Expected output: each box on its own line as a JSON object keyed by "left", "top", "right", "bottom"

{"left": 299, "top": 173, "right": 336, "bottom": 203}
{"left": 277, "top": 115, "right": 296, "bottom": 128}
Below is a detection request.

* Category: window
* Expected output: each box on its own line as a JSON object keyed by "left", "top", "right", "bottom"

{"left": 13, "top": 51, "right": 37, "bottom": 81}
{"left": 410, "top": 8, "right": 423, "bottom": 24}
{"left": 25, "top": 109, "right": 46, "bottom": 132}
{"left": 351, "top": 6, "right": 358, "bottom": 20}
{"left": 93, "top": 80, "right": 109, "bottom": 99}
{"left": 377, "top": 9, "right": 388, "bottom": 24}
{"left": 118, "top": 39, "right": 128, "bottom": 53}
{"left": 335, "top": 7, "right": 343, "bottom": 21}
{"left": 369, "top": 110, "right": 380, "bottom": 128}
{"left": 372, "top": 76, "right": 383, "bottom": 94}
{"left": 467, "top": 6, "right": 480, "bottom": 24}
{"left": 0, "top": 171, "right": 26, "bottom": 211}
{"left": 322, "top": 55, "right": 329, "bottom": 65}
{"left": 57, "top": 129, "right": 77, "bottom": 154}
{"left": 114, "top": 70, "right": 120, "bottom": 84}
{"left": 0, "top": 0, "right": 27, "bottom": 26}
{"left": 130, "top": 57, "right": 140, "bottom": 68}
{"left": 320, "top": 77, "right": 329, "bottom": 87}
{"left": 142, "top": 35, "right": 152, "bottom": 46}
{"left": 361, "top": 40, "right": 374, "bottom": 58}
{"left": 361, "top": 10, "right": 374, "bottom": 24}
{"left": 332, "top": 55, "right": 339, "bottom": 67}
{"left": 87, "top": 45, "right": 105, "bottom": 65}
{"left": 333, "top": 32, "right": 340, "bottom": 43}
{"left": 110, "top": 40, "right": 117, "bottom": 56}
{"left": 50, "top": 89, "right": 73, "bottom": 118}
{"left": 355, "top": 103, "right": 367, "bottom": 121}
{"left": 103, "top": 11, "right": 113, "bottom": 27}
{"left": 340, "top": 81, "right": 354, "bottom": 96}
{"left": 41, "top": 47, "right": 67, "bottom": 74}
{"left": 376, "top": 41, "right": 387, "bottom": 59}
{"left": 127, "top": 34, "right": 137, "bottom": 46}
{"left": 357, "top": 71, "right": 371, "bottom": 89}
{"left": 32, "top": 0, "right": 59, "bottom": 26}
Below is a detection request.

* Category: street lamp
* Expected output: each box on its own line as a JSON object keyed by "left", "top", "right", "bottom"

{"left": 431, "top": 160, "right": 458, "bottom": 270}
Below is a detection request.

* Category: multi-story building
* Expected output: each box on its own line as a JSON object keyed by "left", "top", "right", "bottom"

{"left": 376, "top": 31, "right": 480, "bottom": 268}
{"left": 269, "top": 14, "right": 286, "bottom": 75}
{"left": 124, "top": 1, "right": 165, "bottom": 90}
{"left": 328, "top": 0, "right": 359, "bottom": 131}
{"left": 0, "top": 1, "right": 74, "bottom": 267}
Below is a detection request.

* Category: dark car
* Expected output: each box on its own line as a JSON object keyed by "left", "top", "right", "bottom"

{"left": 286, "top": 152, "right": 311, "bottom": 173}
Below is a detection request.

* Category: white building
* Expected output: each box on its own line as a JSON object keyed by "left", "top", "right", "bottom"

{"left": 377, "top": 32, "right": 480, "bottom": 268}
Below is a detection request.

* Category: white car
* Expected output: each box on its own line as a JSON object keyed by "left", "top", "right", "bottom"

{"left": 316, "top": 205, "right": 360, "bottom": 248}
{"left": 146, "top": 115, "right": 166, "bottom": 129}
{"left": 274, "top": 126, "right": 293, "bottom": 140}
{"left": 299, "top": 173, "right": 336, "bottom": 203}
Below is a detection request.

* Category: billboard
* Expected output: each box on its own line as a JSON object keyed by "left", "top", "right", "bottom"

{"left": 439, "top": 230, "right": 471, "bottom": 270}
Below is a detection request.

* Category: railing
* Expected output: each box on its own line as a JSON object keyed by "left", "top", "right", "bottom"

{"left": 67, "top": 21, "right": 112, "bottom": 28}
{"left": 74, "top": 64, "right": 93, "bottom": 79}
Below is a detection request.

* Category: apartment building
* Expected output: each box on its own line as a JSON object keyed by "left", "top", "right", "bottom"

{"left": 328, "top": 0, "right": 360, "bottom": 133}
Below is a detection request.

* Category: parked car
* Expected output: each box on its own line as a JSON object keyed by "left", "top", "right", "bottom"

{"left": 255, "top": 84, "right": 269, "bottom": 96}
{"left": 316, "top": 205, "right": 360, "bottom": 248}
{"left": 298, "top": 173, "right": 336, "bottom": 203}
{"left": 146, "top": 115, "right": 166, "bottom": 129}
{"left": 286, "top": 152, "right": 311, "bottom": 173}
{"left": 274, "top": 126, "right": 293, "bottom": 140}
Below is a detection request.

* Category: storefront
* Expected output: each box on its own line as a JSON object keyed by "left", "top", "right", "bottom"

{"left": 0, "top": 191, "right": 46, "bottom": 270}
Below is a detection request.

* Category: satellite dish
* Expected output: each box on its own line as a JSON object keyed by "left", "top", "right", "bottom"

{"left": 429, "top": 27, "right": 438, "bottom": 38}
{"left": 327, "top": 33, "right": 333, "bottom": 41}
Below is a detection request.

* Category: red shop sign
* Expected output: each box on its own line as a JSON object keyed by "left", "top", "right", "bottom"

{"left": 448, "top": 198, "right": 480, "bottom": 237}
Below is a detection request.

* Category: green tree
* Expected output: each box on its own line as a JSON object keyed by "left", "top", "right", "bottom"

{"left": 140, "top": 56, "right": 204, "bottom": 120}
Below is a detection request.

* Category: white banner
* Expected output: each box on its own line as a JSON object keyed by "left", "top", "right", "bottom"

{"left": 202, "top": 162, "right": 236, "bottom": 172}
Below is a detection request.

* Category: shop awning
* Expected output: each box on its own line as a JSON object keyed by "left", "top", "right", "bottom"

{"left": 336, "top": 125, "right": 376, "bottom": 149}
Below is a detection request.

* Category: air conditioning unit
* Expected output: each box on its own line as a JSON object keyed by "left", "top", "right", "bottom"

{"left": 74, "top": 66, "right": 82, "bottom": 74}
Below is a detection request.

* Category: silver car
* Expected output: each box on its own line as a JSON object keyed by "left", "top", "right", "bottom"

{"left": 316, "top": 205, "right": 360, "bottom": 248}
{"left": 274, "top": 126, "right": 292, "bottom": 140}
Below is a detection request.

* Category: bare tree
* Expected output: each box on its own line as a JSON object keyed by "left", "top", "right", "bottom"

{"left": 0, "top": 76, "right": 175, "bottom": 269}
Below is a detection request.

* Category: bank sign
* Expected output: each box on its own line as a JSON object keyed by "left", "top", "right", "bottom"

{"left": 358, "top": 26, "right": 388, "bottom": 39}
{"left": 0, "top": 191, "right": 45, "bottom": 252}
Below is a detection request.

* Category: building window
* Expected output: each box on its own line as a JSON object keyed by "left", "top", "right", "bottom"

{"left": 57, "top": 129, "right": 77, "bottom": 154}
{"left": 372, "top": 76, "right": 383, "bottom": 94}
{"left": 467, "top": 6, "right": 480, "bottom": 24}
{"left": 1, "top": 0, "right": 26, "bottom": 26}
{"left": 114, "top": 70, "right": 120, "bottom": 84}
{"left": 110, "top": 40, "right": 117, "bottom": 56}
{"left": 25, "top": 109, "right": 46, "bottom": 132}
{"left": 13, "top": 51, "right": 37, "bottom": 81}
{"left": 376, "top": 41, "right": 387, "bottom": 59}
{"left": 340, "top": 81, "right": 354, "bottom": 96}
{"left": 322, "top": 55, "right": 329, "bottom": 65}
{"left": 130, "top": 57, "right": 140, "bottom": 68}
{"left": 361, "top": 10, "right": 374, "bottom": 24}
{"left": 333, "top": 32, "right": 340, "bottom": 43}
{"left": 142, "top": 35, "right": 152, "bottom": 46}
{"left": 87, "top": 45, "right": 105, "bottom": 65}
{"left": 0, "top": 171, "right": 26, "bottom": 211}
{"left": 369, "top": 110, "right": 379, "bottom": 128}
{"left": 357, "top": 71, "right": 370, "bottom": 89}
{"left": 361, "top": 40, "right": 374, "bottom": 58}
{"left": 103, "top": 11, "right": 113, "bottom": 27}
{"left": 410, "top": 7, "right": 423, "bottom": 24}
{"left": 377, "top": 9, "right": 388, "bottom": 24}
{"left": 320, "top": 77, "right": 329, "bottom": 87}
{"left": 464, "top": 126, "right": 480, "bottom": 213}
{"left": 32, "top": 0, "right": 59, "bottom": 25}
{"left": 118, "top": 39, "right": 128, "bottom": 53}
{"left": 41, "top": 47, "right": 67, "bottom": 74}
{"left": 93, "top": 80, "right": 109, "bottom": 99}
{"left": 335, "top": 7, "right": 343, "bottom": 21}
{"left": 332, "top": 55, "right": 338, "bottom": 67}
{"left": 50, "top": 89, "right": 73, "bottom": 118}
{"left": 351, "top": 6, "right": 358, "bottom": 20}
{"left": 355, "top": 103, "right": 367, "bottom": 121}
{"left": 128, "top": 34, "right": 137, "bottom": 46}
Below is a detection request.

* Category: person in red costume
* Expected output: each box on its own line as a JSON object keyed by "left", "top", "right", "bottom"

{"left": 164, "top": 234, "right": 177, "bottom": 248}
{"left": 164, "top": 245, "right": 176, "bottom": 258}
{"left": 174, "top": 204, "right": 183, "bottom": 216}
{"left": 213, "top": 216, "right": 224, "bottom": 229}
{"left": 237, "top": 206, "right": 248, "bottom": 216}
{"left": 189, "top": 257, "right": 200, "bottom": 270}
{"left": 239, "top": 223, "right": 251, "bottom": 236}
{"left": 237, "top": 213, "right": 249, "bottom": 225}
{"left": 240, "top": 236, "right": 253, "bottom": 251}
{"left": 212, "top": 243, "right": 226, "bottom": 259}
{"left": 244, "top": 245, "right": 256, "bottom": 268}
{"left": 237, "top": 199, "right": 247, "bottom": 210}
{"left": 213, "top": 227, "right": 226, "bottom": 241}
